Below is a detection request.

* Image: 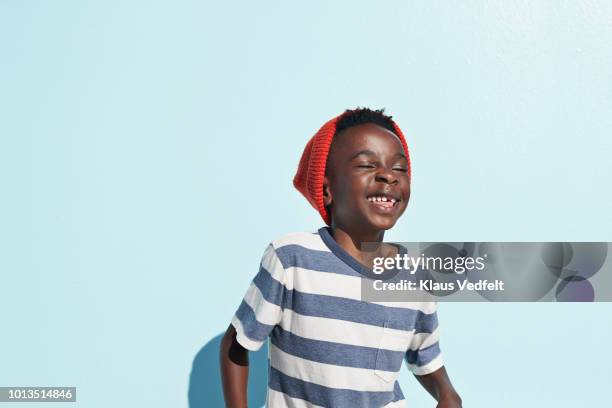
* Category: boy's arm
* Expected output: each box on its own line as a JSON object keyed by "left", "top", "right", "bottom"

{"left": 407, "top": 302, "right": 461, "bottom": 407}
{"left": 414, "top": 366, "right": 462, "bottom": 408}
{"left": 220, "top": 324, "right": 249, "bottom": 408}
{"left": 220, "top": 243, "right": 287, "bottom": 407}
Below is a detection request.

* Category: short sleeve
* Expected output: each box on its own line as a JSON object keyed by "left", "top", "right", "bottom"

{"left": 404, "top": 303, "right": 444, "bottom": 375}
{"left": 230, "top": 244, "right": 286, "bottom": 351}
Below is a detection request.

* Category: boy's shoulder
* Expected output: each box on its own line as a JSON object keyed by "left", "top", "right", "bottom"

{"left": 262, "top": 230, "right": 331, "bottom": 273}
{"left": 268, "top": 229, "right": 328, "bottom": 253}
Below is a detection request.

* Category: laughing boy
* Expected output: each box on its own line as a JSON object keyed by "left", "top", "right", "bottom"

{"left": 220, "top": 108, "right": 462, "bottom": 408}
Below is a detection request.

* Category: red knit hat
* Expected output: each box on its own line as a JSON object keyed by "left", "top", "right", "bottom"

{"left": 293, "top": 111, "right": 411, "bottom": 225}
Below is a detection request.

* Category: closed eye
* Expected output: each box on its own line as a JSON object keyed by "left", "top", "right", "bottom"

{"left": 393, "top": 167, "right": 408, "bottom": 172}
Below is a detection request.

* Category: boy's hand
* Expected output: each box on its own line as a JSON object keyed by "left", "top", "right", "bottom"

{"left": 436, "top": 392, "right": 462, "bottom": 408}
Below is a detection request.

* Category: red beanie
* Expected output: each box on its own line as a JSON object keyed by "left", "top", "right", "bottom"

{"left": 293, "top": 111, "right": 411, "bottom": 225}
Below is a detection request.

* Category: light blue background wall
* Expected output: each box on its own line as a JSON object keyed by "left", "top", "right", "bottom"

{"left": 1, "top": 1, "right": 611, "bottom": 407}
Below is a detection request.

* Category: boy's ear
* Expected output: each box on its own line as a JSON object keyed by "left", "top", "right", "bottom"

{"left": 322, "top": 176, "right": 332, "bottom": 206}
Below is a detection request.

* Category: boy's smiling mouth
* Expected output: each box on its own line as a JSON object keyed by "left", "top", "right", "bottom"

{"left": 366, "top": 193, "right": 400, "bottom": 212}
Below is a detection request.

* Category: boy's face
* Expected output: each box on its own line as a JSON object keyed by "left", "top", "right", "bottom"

{"left": 324, "top": 123, "right": 410, "bottom": 233}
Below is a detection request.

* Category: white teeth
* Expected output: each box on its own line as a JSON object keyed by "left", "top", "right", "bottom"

{"left": 368, "top": 195, "right": 397, "bottom": 203}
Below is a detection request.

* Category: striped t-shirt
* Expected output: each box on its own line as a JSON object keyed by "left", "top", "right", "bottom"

{"left": 231, "top": 227, "right": 444, "bottom": 408}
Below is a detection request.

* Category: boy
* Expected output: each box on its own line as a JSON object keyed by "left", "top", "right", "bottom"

{"left": 220, "top": 108, "right": 462, "bottom": 408}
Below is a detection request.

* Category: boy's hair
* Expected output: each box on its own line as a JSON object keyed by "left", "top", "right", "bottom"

{"left": 293, "top": 107, "right": 411, "bottom": 225}
{"left": 334, "top": 107, "right": 397, "bottom": 137}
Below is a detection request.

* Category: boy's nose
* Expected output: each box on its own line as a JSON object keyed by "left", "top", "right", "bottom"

{"left": 375, "top": 169, "right": 399, "bottom": 184}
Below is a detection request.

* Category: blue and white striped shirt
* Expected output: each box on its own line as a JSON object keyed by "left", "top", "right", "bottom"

{"left": 231, "top": 227, "right": 443, "bottom": 408}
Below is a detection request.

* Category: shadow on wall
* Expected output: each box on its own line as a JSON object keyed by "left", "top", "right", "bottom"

{"left": 188, "top": 331, "right": 269, "bottom": 408}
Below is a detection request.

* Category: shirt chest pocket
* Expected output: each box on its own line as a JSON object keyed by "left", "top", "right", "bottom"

{"left": 374, "top": 320, "right": 414, "bottom": 383}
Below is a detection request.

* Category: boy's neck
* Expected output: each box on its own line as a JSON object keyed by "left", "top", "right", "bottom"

{"left": 329, "top": 225, "right": 392, "bottom": 268}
